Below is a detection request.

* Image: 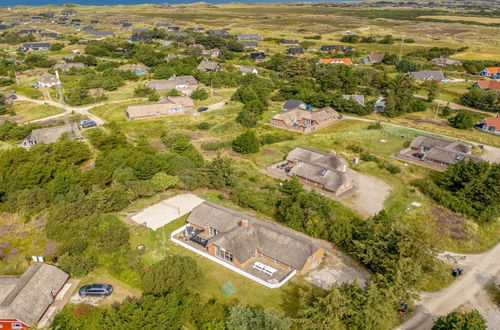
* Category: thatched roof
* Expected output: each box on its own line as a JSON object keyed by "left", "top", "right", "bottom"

{"left": 408, "top": 70, "right": 445, "bottom": 81}
{"left": 117, "top": 64, "right": 149, "bottom": 74}
{"left": 146, "top": 75, "right": 197, "bottom": 91}
{"left": 197, "top": 60, "right": 220, "bottom": 71}
{"left": 0, "top": 263, "right": 69, "bottom": 326}
{"left": 23, "top": 123, "right": 82, "bottom": 147}
{"left": 38, "top": 72, "right": 58, "bottom": 84}
{"left": 285, "top": 147, "right": 351, "bottom": 191}
{"left": 272, "top": 107, "right": 340, "bottom": 125}
{"left": 54, "top": 62, "right": 85, "bottom": 71}
{"left": 157, "top": 96, "right": 194, "bottom": 108}
{"left": 188, "top": 201, "right": 320, "bottom": 269}
{"left": 410, "top": 135, "right": 480, "bottom": 165}
{"left": 126, "top": 102, "right": 187, "bottom": 119}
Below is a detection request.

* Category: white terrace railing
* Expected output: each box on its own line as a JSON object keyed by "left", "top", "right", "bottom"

{"left": 170, "top": 225, "right": 296, "bottom": 289}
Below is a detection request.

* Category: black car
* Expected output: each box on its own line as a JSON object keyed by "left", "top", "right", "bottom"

{"left": 197, "top": 106, "right": 209, "bottom": 112}
{"left": 452, "top": 268, "right": 464, "bottom": 277}
{"left": 79, "top": 283, "right": 113, "bottom": 297}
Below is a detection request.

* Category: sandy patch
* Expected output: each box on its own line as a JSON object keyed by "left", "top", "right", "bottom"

{"left": 131, "top": 193, "right": 204, "bottom": 230}
{"left": 340, "top": 171, "right": 391, "bottom": 217}
{"left": 305, "top": 247, "right": 370, "bottom": 290}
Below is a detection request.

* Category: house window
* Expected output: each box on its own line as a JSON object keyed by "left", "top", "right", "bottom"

{"left": 440, "top": 161, "right": 446, "bottom": 166}
{"left": 306, "top": 119, "right": 313, "bottom": 125}
{"left": 215, "top": 247, "right": 233, "bottom": 264}
{"left": 289, "top": 265, "right": 295, "bottom": 271}
{"left": 426, "top": 158, "right": 433, "bottom": 163}
{"left": 275, "top": 260, "right": 280, "bottom": 265}
{"left": 12, "top": 324, "right": 22, "bottom": 329}
{"left": 209, "top": 227, "right": 218, "bottom": 236}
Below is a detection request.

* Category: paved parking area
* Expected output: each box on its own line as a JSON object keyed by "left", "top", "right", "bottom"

{"left": 131, "top": 193, "right": 204, "bottom": 230}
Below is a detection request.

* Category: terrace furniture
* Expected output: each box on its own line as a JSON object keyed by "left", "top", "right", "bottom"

{"left": 252, "top": 262, "right": 277, "bottom": 276}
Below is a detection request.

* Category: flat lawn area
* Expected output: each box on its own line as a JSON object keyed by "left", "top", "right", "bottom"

{"left": 5, "top": 101, "right": 64, "bottom": 123}
{"left": 194, "top": 88, "right": 235, "bottom": 107}
{"left": 88, "top": 101, "right": 142, "bottom": 122}
{"left": 416, "top": 81, "right": 471, "bottom": 104}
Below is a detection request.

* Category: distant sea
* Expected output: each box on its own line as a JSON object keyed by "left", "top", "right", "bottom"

{"left": 4, "top": 0, "right": 356, "bottom": 6}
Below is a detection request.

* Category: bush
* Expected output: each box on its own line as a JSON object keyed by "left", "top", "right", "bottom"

{"left": 384, "top": 164, "right": 401, "bottom": 174}
{"left": 190, "top": 88, "right": 209, "bottom": 100}
{"left": 232, "top": 130, "right": 260, "bottom": 154}
{"left": 259, "top": 133, "right": 295, "bottom": 145}
{"left": 360, "top": 152, "right": 380, "bottom": 163}
{"left": 379, "top": 35, "right": 394, "bottom": 44}
{"left": 432, "top": 310, "right": 486, "bottom": 330}
{"left": 196, "top": 122, "right": 211, "bottom": 130}
{"left": 58, "top": 253, "right": 96, "bottom": 276}
{"left": 150, "top": 172, "right": 179, "bottom": 191}
{"left": 142, "top": 256, "right": 201, "bottom": 295}
{"left": 366, "top": 121, "right": 383, "bottom": 130}
{"left": 448, "top": 110, "right": 475, "bottom": 129}
{"left": 134, "top": 85, "right": 154, "bottom": 97}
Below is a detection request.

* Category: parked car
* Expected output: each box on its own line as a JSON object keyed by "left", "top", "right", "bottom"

{"left": 197, "top": 106, "right": 209, "bottom": 112}
{"left": 80, "top": 120, "right": 97, "bottom": 128}
{"left": 79, "top": 283, "right": 113, "bottom": 297}
{"left": 32, "top": 84, "right": 39, "bottom": 89}
{"left": 452, "top": 268, "right": 464, "bottom": 277}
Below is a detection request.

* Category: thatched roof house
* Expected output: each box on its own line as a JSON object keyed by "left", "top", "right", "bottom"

{"left": 0, "top": 263, "right": 69, "bottom": 327}
{"left": 283, "top": 146, "right": 355, "bottom": 196}
{"left": 126, "top": 96, "right": 195, "bottom": 120}
{"left": 270, "top": 107, "right": 341, "bottom": 133}
{"left": 403, "top": 135, "right": 481, "bottom": 169}
{"left": 54, "top": 62, "right": 85, "bottom": 72}
{"left": 197, "top": 60, "right": 221, "bottom": 72}
{"left": 186, "top": 201, "right": 324, "bottom": 274}
{"left": 37, "top": 72, "right": 59, "bottom": 87}
{"left": 145, "top": 75, "right": 198, "bottom": 94}
{"left": 21, "top": 123, "right": 83, "bottom": 149}
{"left": 117, "top": 63, "right": 149, "bottom": 75}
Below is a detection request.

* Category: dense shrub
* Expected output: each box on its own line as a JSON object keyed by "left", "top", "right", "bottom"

{"left": 232, "top": 130, "right": 260, "bottom": 154}
{"left": 142, "top": 256, "right": 201, "bottom": 295}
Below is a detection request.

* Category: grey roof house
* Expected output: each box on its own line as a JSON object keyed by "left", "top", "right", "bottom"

{"left": 237, "top": 34, "right": 263, "bottom": 41}
{"left": 197, "top": 60, "right": 221, "bottom": 72}
{"left": 22, "top": 43, "right": 50, "bottom": 51}
{"left": 282, "top": 99, "right": 306, "bottom": 111}
{"left": 54, "top": 62, "right": 85, "bottom": 72}
{"left": 431, "top": 57, "right": 462, "bottom": 66}
{"left": 408, "top": 70, "right": 446, "bottom": 82}
{"left": 0, "top": 263, "right": 69, "bottom": 327}
{"left": 396, "top": 135, "right": 481, "bottom": 170}
{"left": 21, "top": 123, "right": 83, "bottom": 149}
{"left": 360, "top": 53, "right": 385, "bottom": 64}
{"left": 146, "top": 75, "right": 198, "bottom": 94}
{"left": 278, "top": 146, "right": 356, "bottom": 196}
{"left": 342, "top": 94, "right": 365, "bottom": 107}
{"left": 208, "top": 29, "right": 229, "bottom": 36}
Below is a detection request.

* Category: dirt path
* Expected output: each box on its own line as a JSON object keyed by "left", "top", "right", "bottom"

{"left": 413, "top": 95, "right": 494, "bottom": 116}
{"left": 400, "top": 243, "right": 500, "bottom": 330}
{"left": 340, "top": 171, "right": 392, "bottom": 217}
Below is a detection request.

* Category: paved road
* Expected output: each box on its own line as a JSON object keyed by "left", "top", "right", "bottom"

{"left": 400, "top": 243, "right": 500, "bottom": 330}
{"left": 413, "top": 95, "right": 495, "bottom": 116}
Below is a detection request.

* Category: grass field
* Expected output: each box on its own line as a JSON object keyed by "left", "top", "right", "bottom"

{"left": 418, "top": 15, "right": 500, "bottom": 24}
{"left": 5, "top": 101, "right": 64, "bottom": 123}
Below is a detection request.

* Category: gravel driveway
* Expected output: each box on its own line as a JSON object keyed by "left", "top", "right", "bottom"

{"left": 340, "top": 171, "right": 392, "bottom": 217}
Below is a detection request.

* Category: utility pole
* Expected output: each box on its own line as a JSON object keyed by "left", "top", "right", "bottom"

{"left": 399, "top": 34, "right": 405, "bottom": 61}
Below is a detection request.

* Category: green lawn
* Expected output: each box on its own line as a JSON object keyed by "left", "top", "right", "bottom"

{"left": 6, "top": 101, "right": 64, "bottom": 123}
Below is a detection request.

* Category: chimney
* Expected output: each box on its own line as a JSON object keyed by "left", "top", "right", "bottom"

{"left": 241, "top": 219, "right": 249, "bottom": 228}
